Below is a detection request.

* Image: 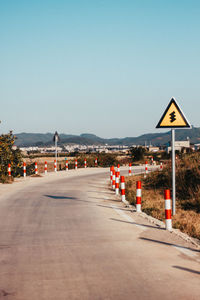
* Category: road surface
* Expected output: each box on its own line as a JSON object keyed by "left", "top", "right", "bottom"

{"left": 0, "top": 167, "right": 199, "bottom": 299}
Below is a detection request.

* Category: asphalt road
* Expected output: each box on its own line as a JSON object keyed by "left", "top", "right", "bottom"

{"left": 0, "top": 167, "right": 199, "bottom": 300}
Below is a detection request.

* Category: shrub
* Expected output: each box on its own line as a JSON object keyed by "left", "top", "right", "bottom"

{"left": 130, "top": 147, "right": 146, "bottom": 162}
{"left": 0, "top": 133, "right": 23, "bottom": 182}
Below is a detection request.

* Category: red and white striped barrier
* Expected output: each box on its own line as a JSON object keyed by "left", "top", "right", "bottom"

{"left": 160, "top": 162, "right": 163, "bottom": 171}
{"left": 44, "top": 161, "right": 47, "bottom": 175}
{"left": 95, "top": 158, "right": 98, "bottom": 167}
{"left": 117, "top": 164, "right": 120, "bottom": 172}
{"left": 144, "top": 161, "right": 148, "bottom": 177}
{"left": 23, "top": 162, "right": 26, "bottom": 177}
{"left": 54, "top": 160, "right": 57, "bottom": 172}
{"left": 75, "top": 160, "right": 78, "bottom": 170}
{"left": 164, "top": 190, "right": 172, "bottom": 231}
{"left": 110, "top": 166, "right": 114, "bottom": 185}
{"left": 120, "top": 176, "right": 126, "bottom": 204}
{"left": 84, "top": 159, "right": 87, "bottom": 168}
{"left": 8, "top": 164, "right": 11, "bottom": 177}
{"left": 115, "top": 171, "right": 120, "bottom": 195}
{"left": 35, "top": 162, "right": 38, "bottom": 175}
{"left": 66, "top": 160, "right": 68, "bottom": 171}
{"left": 112, "top": 170, "right": 116, "bottom": 190}
{"left": 128, "top": 163, "right": 132, "bottom": 176}
{"left": 136, "top": 181, "right": 142, "bottom": 212}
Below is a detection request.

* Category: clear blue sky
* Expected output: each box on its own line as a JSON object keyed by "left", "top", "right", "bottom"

{"left": 0, "top": 0, "right": 199, "bottom": 138}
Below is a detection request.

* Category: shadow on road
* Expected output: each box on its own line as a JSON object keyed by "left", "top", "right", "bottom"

{"left": 44, "top": 195, "right": 94, "bottom": 204}
{"left": 110, "top": 218, "right": 165, "bottom": 230}
{"left": 172, "top": 266, "right": 200, "bottom": 275}
{"left": 44, "top": 195, "right": 76, "bottom": 200}
{"left": 140, "top": 237, "right": 200, "bottom": 253}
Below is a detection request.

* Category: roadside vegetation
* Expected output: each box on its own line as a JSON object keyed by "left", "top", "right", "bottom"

{"left": 125, "top": 151, "right": 200, "bottom": 240}
{"left": 0, "top": 133, "right": 23, "bottom": 182}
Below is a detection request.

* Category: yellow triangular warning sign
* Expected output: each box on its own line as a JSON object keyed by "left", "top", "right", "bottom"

{"left": 156, "top": 98, "right": 191, "bottom": 128}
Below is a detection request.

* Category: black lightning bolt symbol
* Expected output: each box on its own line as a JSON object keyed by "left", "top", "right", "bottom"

{"left": 170, "top": 111, "right": 176, "bottom": 123}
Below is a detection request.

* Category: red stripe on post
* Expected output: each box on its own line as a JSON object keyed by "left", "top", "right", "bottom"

{"left": 164, "top": 189, "right": 171, "bottom": 200}
{"left": 136, "top": 181, "right": 141, "bottom": 189}
{"left": 165, "top": 210, "right": 171, "bottom": 219}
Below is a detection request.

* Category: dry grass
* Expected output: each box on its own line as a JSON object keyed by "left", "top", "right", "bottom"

{"left": 125, "top": 169, "right": 200, "bottom": 240}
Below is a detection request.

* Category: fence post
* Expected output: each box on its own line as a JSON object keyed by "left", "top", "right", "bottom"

{"left": 8, "top": 164, "right": 11, "bottom": 177}
{"left": 35, "top": 162, "right": 38, "bottom": 175}
{"left": 110, "top": 166, "right": 113, "bottom": 185}
{"left": 115, "top": 171, "right": 119, "bottom": 195}
{"left": 144, "top": 161, "right": 148, "bottom": 178}
{"left": 23, "top": 162, "right": 26, "bottom": 177}
{"left": 54, "top": 160, "right": 57, "bottom": 172}
{"left": 128, "top": 163, "right": 132, "bottom": 176}
{"left": 136, "top": 181, "right": 142, "bottom": 212}
{"left": 95, "top": 158, "right": 98, "bottom": 167}
{"left": 112, "top": 170, "right": 116, "bottom": 190}
{"left": 164, "top": 190, "right": 172, "bottom": 231}
{"left": 120, "top": 176, "right": 126, "bottom": 204}
{"left": 44, "top": 161, "right": 47, "bottom": 174}
{"left": 66, "top": 160, "right": 68, "bottom": 171}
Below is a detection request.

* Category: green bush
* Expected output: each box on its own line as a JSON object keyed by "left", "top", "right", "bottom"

{"left": 0, "top": 133, "right": 23, "bottom": 182}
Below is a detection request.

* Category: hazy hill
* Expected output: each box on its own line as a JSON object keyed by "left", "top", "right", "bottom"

{"left": 14, "top": 126, "right": 199, "bottom": 147}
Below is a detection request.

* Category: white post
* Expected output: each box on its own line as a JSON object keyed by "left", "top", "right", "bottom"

{"left": 171, "top": 129, "right": 176, "bottom": 215}
{"left": 55, "top": 138, "right": 57, "bottom": 171}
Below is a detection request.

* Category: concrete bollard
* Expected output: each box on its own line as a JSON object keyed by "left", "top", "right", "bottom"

{"left": 54, "top": 160, "right": 57, "bottom": 172}
{"left": 66, "top": 160, "right": 68, "bottom": 171}
{"left": 144, "top": 161, "right": 148, "bottom": 178}
{"left": 115, "top": 171, "right": 120, "bottom": 195}
{"left": 112, "top": 170, "right": 116, "bottom": 190}
{"left": 84, "top": 158, "right": 87, "bottom": 168}
{"left": 35, "top": 162, "right": 38, "bottom": 175}
{"left": 44, "top": 161, "right": 47, "bottom": 175}
{"left": 23, "top": 162, "right": 26, "bottom": 177}
{"left": 128, "top": 163, "right": 132, "bottom": 176}
{"left": 110, "top": 166, "right": 114, "bottom": 185}
{"left": 8, "top": 164, "right": 11, "bottom": 177}
{"left": 136, "top": 181, "right": 142, "bottom": 212}
{"left": 120, "top": 176, "right": 126, "bottom": 203}
{"left": 75, "top": 160, "right": 78, "bottom": 170}
{"left": 95, "top": 158, "right": 98, "bottom": 167}
{"left": 164, "top": 190, "right": 172, "bottom": 231}
{"left": 117, "top": 164, "right": 120, "bottom": 180}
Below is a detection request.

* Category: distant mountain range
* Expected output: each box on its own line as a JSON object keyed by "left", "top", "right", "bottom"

{"left": 14, "top": 127, "right": 200, "bottom": 147}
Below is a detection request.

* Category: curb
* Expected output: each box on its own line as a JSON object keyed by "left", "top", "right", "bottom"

{"left": 127, "top": 202, "right": 200, "bottom": 249}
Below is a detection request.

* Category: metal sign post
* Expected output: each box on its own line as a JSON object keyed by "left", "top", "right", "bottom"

{"left": 171, "top": 129, "right": 176, "bottom": 215}
{"left": 156, "top": 98, "right": 191, "bottom": 216}
{"left": 53, "top": 131, "right": 60, "bottom": 171}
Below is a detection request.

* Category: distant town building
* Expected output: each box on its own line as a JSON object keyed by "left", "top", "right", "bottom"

{"left": 167, "top": 141, "right": 190, "bottom": 153}
{"left": 148, "top": 146, "right": 160, "bottom": 152}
